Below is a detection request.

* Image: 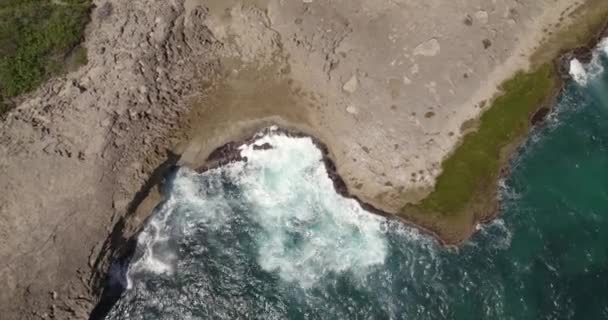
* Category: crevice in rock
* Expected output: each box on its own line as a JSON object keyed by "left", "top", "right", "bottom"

{"left": 88, "top": 150, "right": 180, "bottom": 320}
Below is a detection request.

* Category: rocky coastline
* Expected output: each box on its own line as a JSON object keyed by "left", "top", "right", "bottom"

{"left": 481, "top": 20, "right": 608, "bottom": 232}
{"left": 89, "top": 126, "right": 445, "bottom": 320}
{"left": 557, "top": 20, "right": 608, "bottom": 78}
{"left": 1, "top": 1, "right": 608, "bottom": 319}
{"left": 89, "top": 16, "right": 608, "bottom": 319}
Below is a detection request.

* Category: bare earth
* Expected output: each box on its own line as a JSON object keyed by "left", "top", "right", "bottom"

{"left": 0, "top": 0, "right": 597, "bottom": 318}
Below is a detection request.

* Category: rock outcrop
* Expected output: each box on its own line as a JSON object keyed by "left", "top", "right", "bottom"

{"left": 0, "top": 1, "right": 220, "bottom": 318}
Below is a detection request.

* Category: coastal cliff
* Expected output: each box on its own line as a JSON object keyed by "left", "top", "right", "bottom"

{"left": 1, "top": 0, "right": 608, "bottom": 318}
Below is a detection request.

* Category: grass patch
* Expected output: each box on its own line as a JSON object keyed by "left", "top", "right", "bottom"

{"left": 411, "top": 64, "right": 557, "bottom": 215}
{"left": 0, "top": 0, "right": 92, "bottom": 114}
{"left": 398, "top": 2, "right": 608, "bottom": 239}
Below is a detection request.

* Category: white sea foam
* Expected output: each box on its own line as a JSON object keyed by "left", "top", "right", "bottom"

{"left": 475, "top": 218, "right": 512, "bottom": 250}
{"left": 600, "top": 37, "right": 608, "bottom": 56}
{"left": 570, "top": 38, "right": 608, "bottom": 86}
{"left": 126, "top": 167, "right": 235, "bottom": 287}
{"left": 586, "top": 54, "right": 606, "bottom": 80}
{"left": 127, "top": 129, "right": 389, "bottom": 289}
{"left": 126, "top": 196, "right": 178, "bottom": 289}
{"left": 497, "top": 177, "right": 520, "bottom": 202}
{"left": 570, "top": 59, "right": 588, "bottom": 86}
{"left": 238, "top": 132, "right": 388, "bottom": 288}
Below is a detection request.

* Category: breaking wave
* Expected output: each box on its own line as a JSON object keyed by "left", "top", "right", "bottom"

{"left": 569, "top": 40, "right": 608, "bottom": 86}
{"left": 128, "top": 130, "right": 389, "bottom": 291}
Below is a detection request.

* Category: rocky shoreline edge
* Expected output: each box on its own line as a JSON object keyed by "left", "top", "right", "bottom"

{"left": 88, "top": 20, "right": 608, "bottom": 320}
{"left": 528, "top": 26, "right": 606, "bottom": 127}
{"left": 88, "top": 125, "right": 452, "bottom": 319}
{"left": 197, "top": 126, "right": 450, "bottom": 241}
{"left": 480, "top": 20, "right": 608, "bottom": 230}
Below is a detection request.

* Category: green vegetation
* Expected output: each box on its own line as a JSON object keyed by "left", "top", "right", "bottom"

{"left": 400, "top": 2, "right": 608, "bottom": 243}
{"left": 415, "top": 65, "right": 557, "bottom": 215}
{"left": 0, "top": 0, "right": 92, "bottom": 114}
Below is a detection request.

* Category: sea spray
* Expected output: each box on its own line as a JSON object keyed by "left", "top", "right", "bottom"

{"left": 569, "top": 58, "right": 589, "bottom": 85}
{"left": 126, "top": 130, "right": 389, "bottom": 290}
{"left": 570, "top": 40, "right": 608, "bottom": 86}
{"left": 238, "top": 133, "right": 388, "bottom": 287}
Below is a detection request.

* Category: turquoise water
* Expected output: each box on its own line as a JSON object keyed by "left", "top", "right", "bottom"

{"left": 105, "top": 49, "right": 608, "bottom": 319}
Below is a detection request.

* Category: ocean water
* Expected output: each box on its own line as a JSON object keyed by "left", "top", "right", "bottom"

{"left": 105, "top": 44, "right": 608, "bottom": 320}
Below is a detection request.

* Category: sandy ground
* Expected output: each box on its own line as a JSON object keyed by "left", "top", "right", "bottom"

{"left": 0, "top": 0, "right": 595, "bottom": 318}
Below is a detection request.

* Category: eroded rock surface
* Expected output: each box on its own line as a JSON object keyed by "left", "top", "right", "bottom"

{"left": 0, "top": 0, "right": 219, "bottom": 318}
{"left": 0, "top": 0, "right": 594, "bottom": 318}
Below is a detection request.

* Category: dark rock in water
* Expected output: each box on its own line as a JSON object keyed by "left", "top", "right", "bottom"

{"left": 572, "top": 47, "right": 594, "bottom": 64}
{"left": 197, "top": 127, "right": 287, "bottom": 172}
{"left": 198, "top": 142, "right": 245, "bottom": 172}
{"left": 253, "top": 143, "right": 273, "bottom": 150}
{"left": 558, "top": 22, "right": 608, "bottom": 80}
{"left": 206, "top": 142, "right": 243, "bottom": 163}
{"left": 531, "top": 107, "right": 551, "bottom": 126}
